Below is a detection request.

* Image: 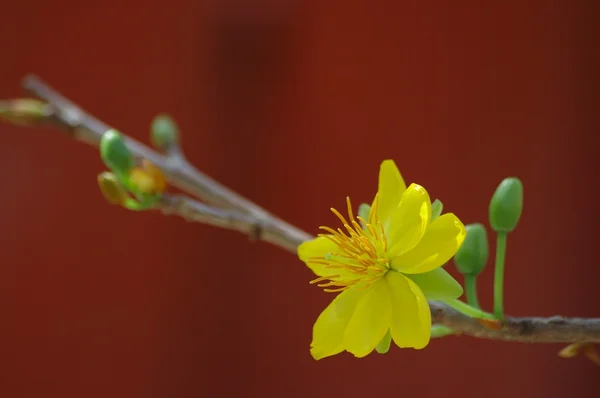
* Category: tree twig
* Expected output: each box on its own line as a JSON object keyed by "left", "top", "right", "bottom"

{"left": 429, "top": 303, "right": 600, "bottom": 343}
{"left": 5, "top": 74, "right": 600, "bottom": 345}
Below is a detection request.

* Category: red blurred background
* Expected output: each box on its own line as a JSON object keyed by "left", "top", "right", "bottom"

{"left": 1, "top": 1, "right": 598, "bottom": 397}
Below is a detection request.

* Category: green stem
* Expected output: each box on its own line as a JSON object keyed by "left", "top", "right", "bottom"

{"left": 442, "top": 299, "right": 497, "bottom": 321}
{"left": 464, "top": 274, "right": 480, "bottom": 309}
{"left": 493, "top": 232, "right": 508, "bottom": 318}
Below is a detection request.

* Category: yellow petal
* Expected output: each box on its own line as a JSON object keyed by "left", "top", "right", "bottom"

{"left": 298, "top": 236, "right": 337, "bottom": 262}
{"left": 386, "top": 271, "right": 431, "bottom": 349}
{"left": 311, "top": 287, "right": 362, "bottom": 360}
{"left": 390, "top": 213, "right": 466, "bottom": 275}
{"left": 371, "top": 160, "right": 407, "bottom": 224}
{"left": 387, "top": 183, "right": 431, "bottom": 258}
{"left": 298, "top": 236, "right": 354, "bottom": 278}
{"left": 343, "top": 280, "right": 391, "bottom": 358}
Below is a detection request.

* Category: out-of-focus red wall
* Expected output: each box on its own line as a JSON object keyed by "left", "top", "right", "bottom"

{"left": 1, "top": 1, "right": 598, "bottom": 397}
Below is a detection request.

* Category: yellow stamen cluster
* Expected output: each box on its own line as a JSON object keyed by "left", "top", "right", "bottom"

{"left": 308, "top": 196, "right": 390, "bottom": 293}
{"left": 129, "top": 159, "right": 167, "bottom": 195}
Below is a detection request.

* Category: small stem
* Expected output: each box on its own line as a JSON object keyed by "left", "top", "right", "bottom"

{"left": 464, "top": 274, "right": 481, "bottom": 309}
{"left": 494, "top": 232, "right": 508, "bottom": 318}
{"left": 442, "top": 299, "right": 497, "bottom": 321}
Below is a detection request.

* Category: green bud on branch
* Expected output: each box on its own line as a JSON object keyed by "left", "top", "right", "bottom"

{"left": 97, "top": 172, "right": 129, "bottom": 206}
{"left": 100, "top": 129, "right": 134, "bottom": 176}
{"left": 489, "top": 177, "right": 523, "bottom": 233}
{"left": 150, "top": 114, "right": 179, "bottom": 151}
{"left": 454, "top": 223, "right": 489, "bottom": 276}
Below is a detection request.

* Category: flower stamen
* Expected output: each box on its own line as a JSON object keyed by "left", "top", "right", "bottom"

{"left": 309, "top": 195, "right": 391, "bottom": 293}
{"left": 309, "top": 275, "right": 340, "bottom": 284}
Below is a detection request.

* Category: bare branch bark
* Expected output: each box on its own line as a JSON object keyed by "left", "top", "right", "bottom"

{"left": 429, "top": 303, "right": 600, "bottom": 343}
{"left": 7, "top": 74, "right": 599, "bottom": 344}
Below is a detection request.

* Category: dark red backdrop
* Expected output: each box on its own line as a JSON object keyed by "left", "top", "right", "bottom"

{"left": 1, "top": 1, "right": 598, "bottom": 397}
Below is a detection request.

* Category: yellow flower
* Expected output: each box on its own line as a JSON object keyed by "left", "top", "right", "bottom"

{"left": 298, "top": 160, "right": 466, "bottom": 360}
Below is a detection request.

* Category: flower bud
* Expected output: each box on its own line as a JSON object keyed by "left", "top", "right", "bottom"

{"left": 97, "top": 172, "right": 129, "bottom": 205}
{"left": 0, "top": 99, "right": 49, "bottom": 126}
{"left": 100, "top": 130, "right": 134, "bottom": 175}
{"left": 454, "top": 223, "right": 489, "bottom": 276}
{"left": 150, "top": 114, "right": 179, "bottom": 150}
{"left": 489, "top": 177, "right": 523, "bottom": 233}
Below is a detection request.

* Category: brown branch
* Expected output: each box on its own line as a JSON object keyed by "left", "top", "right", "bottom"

{"left": 429, "top": 303, "right": 600, "bottom": 343}
{"left": 4, "top": 74, "right": 600, "bottom": 345}
{"left": 159, "top": 194, "right": 309, "bottom": 249}
{"left": 20, "top": 74, "right": 311, "bottom": 253}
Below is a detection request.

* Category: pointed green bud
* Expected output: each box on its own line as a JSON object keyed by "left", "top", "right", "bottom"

{"left": 97, "top": 172, "right": 129, "bottom": 205}
{"left": 431, "top": 199, "right": 443, "bottom": 222}
{"left": 100, "top": 129, "right": 134, "bottom": 175}
{"left": 489, "top": 177, "right": 523, "bottom": 233}
{"left": 150, "top": 114, "right": 179, "bottom": 151}
{"left": 375, "top": 330, "right": 392, "bottom": 354}
{"left": 454, "top": 223, "right": 489, "bottom": 276}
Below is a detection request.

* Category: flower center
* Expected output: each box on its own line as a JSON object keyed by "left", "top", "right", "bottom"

{"left": 308, "top": 195, "right": 391, "bottom": 293}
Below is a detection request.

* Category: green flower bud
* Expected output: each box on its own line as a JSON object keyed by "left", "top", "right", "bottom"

{"left": 97, "top": 172, "right": 129, "bottom": 205}
{"left": 489, "top": 177, "right": 523, "bottom": 233}
{"left": 100, "top": 129, "right": 134, "bottom": 175}
{"left": 454, "top": 223, "right": 489, "bottom": 276}
{"left": 431, "top": 199, "right": 443, "bottom": 222}
{"left": 150, "top": 114, "right": 179, "bottom": 150}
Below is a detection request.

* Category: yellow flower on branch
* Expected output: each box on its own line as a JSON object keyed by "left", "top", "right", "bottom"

{"left": 298, "top": 160, "right": 466, "bottom": 360}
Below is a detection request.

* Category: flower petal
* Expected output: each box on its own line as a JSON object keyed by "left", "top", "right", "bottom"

{"left": 387, "top": 183, "right": 431, "bottom": 258}
{"left": 343, "top": 280, "right": 391, "bottom": 358}
{"left": 298, "top": 236, "right": 337, "bottom": 261}
{"left": 386, "top": 271, "right": 431, "bottom": 349}
{"left": 310, "top": 287, "right": 362, "bottom": 360}
{"left": 390, "top": 213, "right": 466, "bottom": 275}
{"left": 298, "top": 236, "right": 346, "bottom": 278}
{"left": 371, "top": 160, "right": 407, "bottom": 224}
{"left": 404, "top": 267, "right": 463, "bottom": 300}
